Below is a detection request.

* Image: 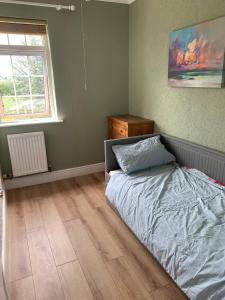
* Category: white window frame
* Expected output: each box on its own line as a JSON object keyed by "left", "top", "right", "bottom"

{"left": 0, "top": 33, "right": 59, "bottom": 125}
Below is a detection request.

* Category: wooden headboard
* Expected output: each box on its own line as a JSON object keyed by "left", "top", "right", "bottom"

{"left": 104, "top": 133, "right": 225, "bottom": 183}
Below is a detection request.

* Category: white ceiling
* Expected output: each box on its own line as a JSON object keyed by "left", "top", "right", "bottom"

{"left": 94, "top": 0, "right": 136, "bottom": 4}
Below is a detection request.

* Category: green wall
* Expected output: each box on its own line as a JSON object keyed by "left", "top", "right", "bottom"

{"left": 3, "top": 0, "right": 224, "bottom": 175}
{"left": 0, "top": 0, "right": 129, "bottom": 174}
{"left": 129, "top": 0, "right": 225, "bottom": 152}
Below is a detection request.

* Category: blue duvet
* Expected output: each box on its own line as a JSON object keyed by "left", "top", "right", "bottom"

{"left": 106, "top": 164, "right": 225, "bottom": 300}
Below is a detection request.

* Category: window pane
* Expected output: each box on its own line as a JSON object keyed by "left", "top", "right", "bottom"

{"left": 0, "top": 27, "right": 55, "bottom": 123}
{"left": 0, "top": 78, "right": 14, "bottom": 96}
{"left": 33, "top": 97, "right": 45, "bottom": 113}
{"left": 28, "top": 56, "right": 44, "bottom": 75}
{"left": 2, "top": 97, "right": 17, "bottom": 115}
{"left": 17, "top": 97, "right": 32, "bottom": 114}
{"left": 12, "top": 56, "right": 29, "bottom": 76}
{"left": 0, "top": 56, "right": 13, "bottom": 77}
{"left": 31, "top": 76, "right": 45, "bottom": 94}
{"left": 26, "top": 35, "right": 43, "bottom": 46}
{"left": 0, "top": 34, "right": 8, "bottom": 45}
{"left": 15, "top": 77, "right": 30, "bottom": 95}
{"left": 8, "top": 34, "right": 26, "bottom": 45}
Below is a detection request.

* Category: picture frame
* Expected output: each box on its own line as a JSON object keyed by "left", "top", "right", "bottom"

{"left": 168, "top": 16, "right": 225, "bottom": 88}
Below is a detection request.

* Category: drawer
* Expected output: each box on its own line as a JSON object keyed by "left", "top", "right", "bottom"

{"left": 128, "top": 123, "right": 154, "bottom": 136}
{"left": 108, "top": 121, "right": 128, "bottom": 139}
{"left": 114, "top": 125, "right": 127, "bottom": 136}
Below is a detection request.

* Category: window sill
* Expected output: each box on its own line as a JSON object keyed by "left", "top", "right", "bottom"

{"left": 0, "top": 118, "right": 63, "bottom": 128}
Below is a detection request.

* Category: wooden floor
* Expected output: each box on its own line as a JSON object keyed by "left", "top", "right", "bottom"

{"left": 7, "top": 173, "right": 187, "bottom": 300}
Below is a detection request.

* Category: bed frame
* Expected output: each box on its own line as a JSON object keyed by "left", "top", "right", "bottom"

{"left": 104, "top": 133, "right": 225, "bottom": 183}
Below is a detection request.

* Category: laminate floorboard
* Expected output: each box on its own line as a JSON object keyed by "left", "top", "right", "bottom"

{"left": 9, "top": 276, "right": 36, "bottom": 300}
{"left": 8, "top": 190, "right": 32, "bottom": 282}
{"left": 7, "top": 172, "right": 187, "bottom": 300}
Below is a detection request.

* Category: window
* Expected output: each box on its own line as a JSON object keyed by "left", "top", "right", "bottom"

{"left": 0, "top": 20, "right": 58, "bottom": 125}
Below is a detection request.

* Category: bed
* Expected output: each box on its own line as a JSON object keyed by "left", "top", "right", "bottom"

{"left": 104, "top": 134, "right": 225, "bottom": 300}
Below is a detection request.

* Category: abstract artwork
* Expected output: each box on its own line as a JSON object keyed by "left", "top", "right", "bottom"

{"left": 168, "top": 16, "right": 225, "bottom": 88}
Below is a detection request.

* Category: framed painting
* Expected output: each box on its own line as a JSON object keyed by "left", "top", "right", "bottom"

{"left": 168, "top": 16, "right": 225, "bottom": 88}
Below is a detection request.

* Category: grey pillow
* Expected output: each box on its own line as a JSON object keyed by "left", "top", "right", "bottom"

{"left": 112, "top": 135, "right": 176, "bottom": 174}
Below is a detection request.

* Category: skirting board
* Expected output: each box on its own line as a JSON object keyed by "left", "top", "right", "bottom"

{"left": 4, "top": 162, "right": 105, "bottom": 190}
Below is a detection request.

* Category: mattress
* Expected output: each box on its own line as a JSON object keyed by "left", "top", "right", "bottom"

{"left": 106, "top": 164, "right": 225, "bottom": 300}
{"left": 109, "top": 169, "right": 123, "bottom": 176}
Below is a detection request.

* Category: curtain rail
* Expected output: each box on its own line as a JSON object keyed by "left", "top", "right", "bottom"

{"left": 0, "top": 0, "right": 75, "bottom": 11}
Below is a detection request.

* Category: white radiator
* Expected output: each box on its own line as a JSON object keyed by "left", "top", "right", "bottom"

{"left": 7, "top": 132, "right": 48, "bottom": 177}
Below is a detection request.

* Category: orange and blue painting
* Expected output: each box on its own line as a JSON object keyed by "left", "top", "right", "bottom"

{"left": 168, "top": 16, "right": 225, "bottom": 88}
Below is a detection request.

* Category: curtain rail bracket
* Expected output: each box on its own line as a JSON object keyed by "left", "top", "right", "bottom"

{"left": 0, "top": 0, "right": 76, "bottom": 12}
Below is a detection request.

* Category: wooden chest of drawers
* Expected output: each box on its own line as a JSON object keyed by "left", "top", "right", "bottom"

{"left": 107, "top": 115, "right": 154, "bottom": 139}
